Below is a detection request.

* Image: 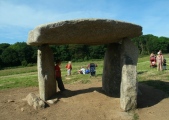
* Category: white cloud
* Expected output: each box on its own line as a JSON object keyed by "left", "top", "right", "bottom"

{"left": 0, "top": 1, "right": 54, "bottom": 28}
{"left": 0, "top": 0, "right": 169, "bottom": 44}
{"left": 0, "top": 1, "right": 118, "bottom": 29}
{"left": 0, "top": 0, "right": 119, "bottom": 44}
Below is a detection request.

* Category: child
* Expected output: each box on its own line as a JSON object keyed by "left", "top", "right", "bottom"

{"left": 150, "top": 52, "right": 156, "bottom": 67}
{"left": 163, "top": 58, "right": 167, "bottom": 70}
{"left": 55, "top": 60, "right": 65, "bottom": 91}
{"left": 66, "top": 61, "right": 72, "bottom": 76}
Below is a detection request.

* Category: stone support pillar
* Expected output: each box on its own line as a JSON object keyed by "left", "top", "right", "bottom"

{"left": 102, "top": 43, "right": 121, "bottom": 96}
{"left": 120, "top": 38, "right": 138, "bottom": 111}
{"left": 37, "top": 44, "right": 56, "bottom": 101}
{"left": 102, "top": 39, "right": 138, "bottom": 111}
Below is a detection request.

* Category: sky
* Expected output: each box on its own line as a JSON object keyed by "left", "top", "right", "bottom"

{"left": 0, "top": 0, "right": 169, "bottom": 44}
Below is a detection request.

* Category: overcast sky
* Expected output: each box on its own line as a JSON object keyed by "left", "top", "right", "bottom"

{"left": 0, "top": 0, "right": 169, "bottom": 44}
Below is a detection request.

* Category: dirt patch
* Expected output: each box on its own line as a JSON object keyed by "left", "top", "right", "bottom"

{"left": 0, "top": 80, "right": 169, "bottom": 120}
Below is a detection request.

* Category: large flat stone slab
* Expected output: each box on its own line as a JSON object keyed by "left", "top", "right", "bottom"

{"left": 27, "top": 19, "right": 142, "bottom": 45}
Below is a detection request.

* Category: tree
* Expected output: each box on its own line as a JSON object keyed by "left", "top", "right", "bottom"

{"left": 132, "top": 35, "right": 169, "bottom": 55}
{"left": 89, "top": 45, "right": 107, "bottom": 59}
{"left": 157, "top": 37, "right": 169, "bottom": 53}
{"left": 0, "top": 43, "right": 10, "bottom": 55}
{"left": 10, "top": 42, "right": 36, "bottom": 65}
{"left": 68, "top": 44, "right": 90, "bottom": 61}
{"left": 144, "top": 34, "right": 158, "bottom": 54}
{"left": 50, "top": 45, "right": 71, "bottom": 61}
{"left": 0, "top": 43, "right": 11, "bottom": 68}
{"left": 1, "top": 47, "right": 19, "bottom": 66}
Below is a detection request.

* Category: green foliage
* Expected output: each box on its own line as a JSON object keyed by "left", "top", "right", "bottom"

{"left": 50, "top": 44, "right": 107, "bottom": 62}
{"left": 132, "top": 34, "right": 169, "bottom": 55}
{"left": 1, "top": 47, "right": 20, "bottom": 66}
{"left": 21, "top": 60, "right": 28, "bottom": 66}
{"left": 27, "top": 63, "right": 35, "bottom": 66}
{"left": 89, "top": 45, "right": 107, "bottom": 59}
{"left": 0, "top": 42, "right": 37, "bottom": 69}
{"left": 0, "top": 43, "right": 10, "bottom": 55}
{"left": 10, "top": 42, "right": 37, "bottom": 64}
{"left": 1, "top": 34, "right": 169, "bottom": 68}
{"left": 68, "top": 44, "right": 84, "bottom": 61}
{"left": 132, "top": 113, "right": 139, "bottom": 120}
{"left": 51, "top": 45, "right": 71, "bottom": 61}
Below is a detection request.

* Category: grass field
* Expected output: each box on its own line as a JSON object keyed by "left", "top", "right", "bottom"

{"left": 0, "top": 55, "right": 169, "bottom": 95}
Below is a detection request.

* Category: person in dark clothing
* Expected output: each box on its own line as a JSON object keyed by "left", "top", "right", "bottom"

{"left": 163, "top": 58, "right": 167, "bottom": 70}
{"left": 87, "top": 63, "right": 97, "bottom": 77}
{"left": 55, "top": 60, "right": 65, "bottom": 91}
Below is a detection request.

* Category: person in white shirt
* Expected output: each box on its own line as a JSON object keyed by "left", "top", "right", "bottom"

{"left": 78, "top": 66, "right": 86, "bottom": 74}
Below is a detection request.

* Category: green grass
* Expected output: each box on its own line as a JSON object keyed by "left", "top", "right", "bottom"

{"left": 61, "top": 60, "right": 103, "bottom": 84}
{"left": 137, "top": 54, "right": 169, "bottom": 96}
{"left": 0, "top": 60, "right": 103, "bottom": 90}
{"left": 132, "top": 113, "right": 139, "bottom": 120}
{"left": 0, "top": 71, "right": 38, "bottom": 89}
{"left": 0, "top": 66, "right": 37, "bottom": 76}
{"left": 0, "top": 66, "right": 38, "bottom": 89}
{"left": 1, "top": 55, "right": 169, "bottom": 95}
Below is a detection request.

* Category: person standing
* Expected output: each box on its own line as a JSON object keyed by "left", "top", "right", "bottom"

{"left": 163, "top": 58, "right": 167, "bottom": 70}
{"left": 55, "top": 60, "right": 65, "bottom": 91}
{"left": 66, "top": 61, "right": 72, "bottom": 76}
{"left": 156, "top": 51, "right": 164, "bottom": 71}
{"left": 150, "top": 52, "right": 156, "bottom": 67}
{"left": 87, "top": 63, "right": 98, "bottom": 76}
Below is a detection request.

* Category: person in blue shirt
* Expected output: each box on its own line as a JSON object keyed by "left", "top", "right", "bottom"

{"left": 85, "top": 67, "right": 90, "bottom": 74}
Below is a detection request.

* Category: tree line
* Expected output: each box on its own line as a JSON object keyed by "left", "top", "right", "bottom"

{"left": 0, "top": 42, "right": 107, "bottom": 69}
{"left": 132, "top": 34, "right": 169, "bottom": 55}
{"left": 0, "top": 34, "right": 169, "bottom": 69}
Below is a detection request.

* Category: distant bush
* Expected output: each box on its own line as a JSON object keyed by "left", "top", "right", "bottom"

{"left": 27, "top": 63, "right": 34, "bottom": 67}
{"left": 22, "top": 60, "right": 27, "bottom": 66}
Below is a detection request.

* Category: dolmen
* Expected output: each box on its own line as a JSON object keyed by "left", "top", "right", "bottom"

{"left": 27, "top": 19, "right": 142, "bottom": 111}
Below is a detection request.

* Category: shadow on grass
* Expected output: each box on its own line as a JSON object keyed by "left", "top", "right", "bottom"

{"left": 137, "top": 71, "right": 147, "bottom": 74}
{"left": 137, "top": 80, "right": 169, "bottom": 108}
{"left": 95, "top": 73, "right": 103, "bottom": 76}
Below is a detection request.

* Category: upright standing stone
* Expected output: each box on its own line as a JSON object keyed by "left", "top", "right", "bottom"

{"left": 37, "top": 44, "right": 56, "bottom": 101}
{"left": 120, "top": 39, "right": 138, "bottom": 111}
{"left": 102, "top": 43, "right": 121, "bottom": 96}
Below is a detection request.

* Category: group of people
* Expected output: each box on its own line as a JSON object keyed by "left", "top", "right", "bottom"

{"left": 150, "top": 50, "right": 167, "bottom": 71}
{"left": 54, "top": 60, "right": 97, "bottom": 92}
{"left": 54, "top": 50, "right": 167, "bottom": 92}
{"left": 78, "top": 66, "right": 90, "bottom": 74}
{"left": 78, "top": 63, "right": 97, "bottom": 75}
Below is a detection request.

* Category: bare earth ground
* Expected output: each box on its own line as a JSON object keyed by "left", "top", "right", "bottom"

{"left": 0, "top": 79, "right": 169, "bottom": 120}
